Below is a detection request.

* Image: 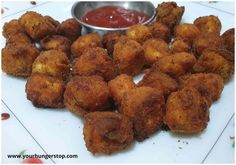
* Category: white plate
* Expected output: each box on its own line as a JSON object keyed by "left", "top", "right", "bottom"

{"left": 1, "top": 1, "right": 235, "bottom": 163}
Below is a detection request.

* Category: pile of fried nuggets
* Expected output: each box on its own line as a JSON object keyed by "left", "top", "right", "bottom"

{"left": 1, "top": 2, "right": 235, "bottom": 154}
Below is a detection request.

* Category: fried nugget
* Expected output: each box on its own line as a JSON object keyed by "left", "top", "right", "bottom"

{"left": 56, "top": 18, "right": 81, "bottom": 42}
{"left": 113, "top": 36, "right": 145, "bottom": 76}
{"left": 170, "top": 38, "right": 192, "bottom": 53}
{"left": 26, "top": 73, "right": 65, "bottom": 108}
{"left": 32, "top": 50, "right": 70, "bottom": 81}
{"left": 143, "top": 38, "right": 170, "bottom": 66}
{"left": 2, "top": 19, "right": 25, "bottom": 39}
{"left": 221, "top": 28, "right": 234, "bottom": 53}
{"left": 148, "top": 22, "right": 171, "bottom": 43}
{"left": 126, "top": 24, "right": 152, "bottom": 44}
{"left": 108, "top": 74, "right": 136, "bottom": 105}
{"left": 156, "top": 2, "right": 185, "bottom": 33}
{"left": 138, "top": 70, "right": 178, "bottom": 98}
{"left": 193, "top": 32, "right": 225, "bottom": 57}
{"left": 193, "top": 49, "right": 234, "bottom": 82}
{"left": 71, "top": 32, "right": 103, "bottom": 59}
{"left": 180, "top": 73, "right": 224, "bottom": 104}
{"left": 6, "top": 32, "right": 32, "bottom": 45}
{"left": 72, "top": 47, "right": 117, "bottom": 81}
{"left": 44, "top": 15, "right": 60, "bottom": 28}
{"left": 164, "top": 87, "right": 209, "bottom": 134}
{"left": 40, "top": 35, "right": 71, "bottom": 58}
{"left": 194, "top": 15, "right": 221, "bottom": 34}
{"left": 64, "top": 76, "right": 113, "bottom": 117}
{"left": 102, "top": 31, "right": 124, "bottom": 56}
{"left": 152, "top": 52, "right": 197, "bottom": 78}
{"left": 120, "top": 87, "right": 165, "bottom": 141}
{"left": 175, "top": 23, "right": 200, "bottom": 44}
{"left": 19, "top": 11, "right": 56, "bottom": 41}
{"left": 83, "top": 112, "right": 133, "bottom": 155}
{"left": 2, "top": 43, "right": 39, "bottom": 77}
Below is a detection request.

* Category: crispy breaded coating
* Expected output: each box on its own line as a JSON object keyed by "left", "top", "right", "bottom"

{"left": 156, "top": 2, "right": 185, "bottom": 33}
{"left": 102, "top": 31, "right": 124, "bottom": 56}
{"left": 2, "top": 19, "right": 25, "bottom": 39}
{"left": 72, "top": 47, "right": 117, "bottom": 81}
{"left": 193, "top": 32, "right": 225, "bottom": 57}
{"left": 194, "top": 15, "right": 221, "bottom": 34}
{"left": 120, "top": 87, "right": 165, "bottom": 141}
{"left": 126, "top": 24, "right": 152, "bottom": 44}
{"left": 25, "top": 73, "right": 65, "bottom": 108}
{"left": 108, "top": 74, "right": 136, "bottom": 105}
{"left": 180, "top": 73, "right": 224, "bottom": 104}
{"left": 40, "top": 35, "right": 71, "bottom": 58}
{"left": 71, "top": 32, "right": 103, "bottom": 59}
{"left": 32, "top": 50, "right": 70, "bottom": 81}
{"left": 19, "top": 11, "right": 56, "bottom": 41}
{"left": 152, "top": 52, "right": 197, "bottom": 78}
{"left": 64, "top": 76, "right": 113, "bottom": 117}
{"left": 143, "top": 38, "right": 170, "bottom": 65}
{"left": 83, "top": 112, "right": 133, "bottom": 155}
{"left": 2, "top": 43, "right": 39, "bottom": 77}
{"left": 170, "top": 38, "right": 192, "bottom": 53}
{"left": 113, "top": 36, "right": 145, "bottom": 76}
{"left": 6, "top": 32, "right": 32, "bottom": 45}
{"left": 221, "top": 28, "right": 234, "bottom": 53}
{"left": 193, "top": 49, "right": 234, "bottom": 82}
{"left": 148, "top": 22, "right": 171, "bottom": 43}
{"left": 164, "top": 87, "right": 209, "bottom": 134}
{"left": 44, "top": 15, "right": 60, "bottom": 28}
{"left": 175, "top": 23, "right": 200, "bottom": 44}
{"left": 138, "top": 70, "right": 178, "bottom": 98}
{"left": 56, "top": 18, "right": 81, "bottom": 42}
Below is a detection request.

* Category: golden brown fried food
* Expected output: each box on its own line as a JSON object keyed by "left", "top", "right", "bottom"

{"left": 6, "top": 32, "right": 32, "bottom": 45}
{"left": 2, "top": 19, "right": 25, "bottom": 39}
{"left": 26, "top": 73, "right": 65, "bottom": 108}
{"left": 193, "top": 49, "right": 234, "bottom": 82}
{"left": 120, "top": 87, "right": 165, "bottom": 141}
{"left": 32, "top": 50, "right": 70, "bottom": 81}
{"left": 164, "top": 87, "right": 209, "bottom": 134}
{"left": 180, "top": 73, "right": 224, "bottom": 104}
{"left": 72, "top": 47, "right": 117, "bottom": 81}
{"left": 19, "top": 11, "right": 56, "bottom": 41}
{"left": 2, "top": 43, "right": 39, "bottom": 77}
{"left": 40, "top": 35, "right": 71, "bottom": 57}
{"left": 83, "top": 111, "right": 133, "bottom": 155}
{"left": 175, "top": 23, "right": 200, "bottom": 44}
{"left": 143, "top": 38, "right": 170, "bottom": 65}
{"left": 64, "top": 76, "right": 113, "bottom": 117}
{"left": 148, "top": 22, "right": 171, "bottom": 43}
{"left": 138, "top": 70, "right": 178, "bottom": 98}
{"left": 170, "top": 38, "right": 192, "bottom": 53}
{"left": 102, "top": 31, "right": 124, "bottom": 56}
{"left": 156, "top": 2, "right": 185, "bottom": 33}
{"left": 152, "top": 52, "right": 197, "bottom": 78}
{"left": 44, "top": 15, "right": 60, "bottom": 28}
{"left": 113, "top": 36, "right": 145, "bottom": 76}
{"left": 221, "top": 28, "right": 235, "bottom": 53}
{"left": 194, "top": 15, "right": 221, "bottom": 34}
{"left": 193, "top": 32, "right": 225, "bottom": 57}
{"left": 126, "top": 24, "right": 152, "bottom": 44}
{"left": 108, "top": 74, "right": 136, "bottom": 105}
{"left": 56, "top": 18, "right": 81, "bottom": 42}
{"left": 71, "top": 32, "right": 103, "bottom": 59}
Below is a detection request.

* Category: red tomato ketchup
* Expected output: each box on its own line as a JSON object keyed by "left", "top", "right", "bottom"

{"left": 80, "top": 6, "right": 150, "bottom": 28}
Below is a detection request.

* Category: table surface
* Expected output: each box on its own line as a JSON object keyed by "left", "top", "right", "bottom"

{"left": 1, "top": 1, "right": 235, "bottom": 164}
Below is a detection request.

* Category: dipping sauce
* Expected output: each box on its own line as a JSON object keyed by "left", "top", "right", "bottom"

{"left": 80, "top": 6, "right": 150, "bottom": 28}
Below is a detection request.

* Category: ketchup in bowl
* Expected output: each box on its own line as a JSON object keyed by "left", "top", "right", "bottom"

{"left": 80, "top": 6, "right": 150, "bottom": 28}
